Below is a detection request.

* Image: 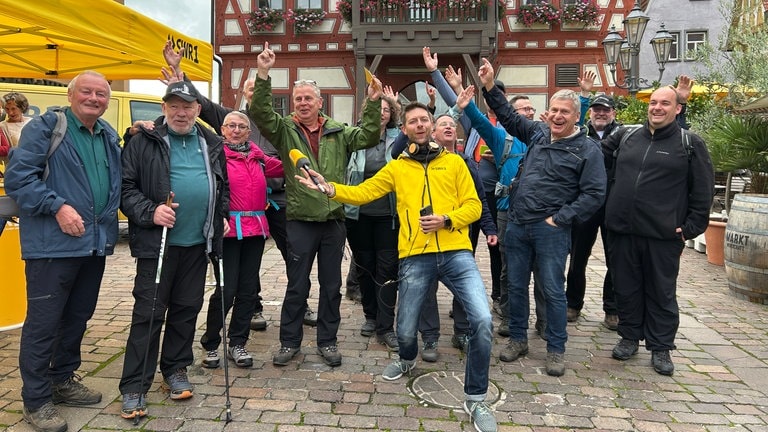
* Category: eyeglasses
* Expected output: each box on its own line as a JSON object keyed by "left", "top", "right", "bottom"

{"left": 515, "top": 106, "right": 536, "bottom": 113}
{"left": 224, "top": 123, "right": 250, "bottom": 131}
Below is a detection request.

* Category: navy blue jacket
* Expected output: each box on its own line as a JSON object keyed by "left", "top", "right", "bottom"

{"left": 483, "top": 86, "right": 606, "bottom": 226}
{"left": 5, "top": 109, "right": 122, "bottom": 259}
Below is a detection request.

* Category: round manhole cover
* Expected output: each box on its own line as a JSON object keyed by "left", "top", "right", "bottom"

{"left": 408, "top": 371, "right": 501, "bottom": 409}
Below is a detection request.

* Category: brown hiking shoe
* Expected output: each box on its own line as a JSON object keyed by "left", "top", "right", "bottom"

{"left": 23, "top": 401, "right": 67, "bottom": 432}
{"left": 603, "top": 314, "right": 619, "bottom": 331}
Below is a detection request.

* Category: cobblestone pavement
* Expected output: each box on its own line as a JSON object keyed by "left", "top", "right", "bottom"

{"left": 1, "top": 232, "right": 767, "bottom": 431}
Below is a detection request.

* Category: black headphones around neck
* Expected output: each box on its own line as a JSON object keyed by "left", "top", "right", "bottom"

{"left": 406, "top": 141, "right": 442, "bottom": 162}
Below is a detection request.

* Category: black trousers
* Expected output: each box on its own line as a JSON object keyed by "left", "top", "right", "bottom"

{"left": 565, "top": 207, "right": 617, "bottom": 315}
{"left": 119, "top": 244, "right": 207, "bottom": 394}
{"left": 346, "top": 215, "right": 399, "bottom": 335}
{"left": 201, "top": 236, "right": 266, "bottom": 350}
{"left": 607, "top": 232, "right": 683, "bottom": 351}
{"left": 279, "top": 220, "right": 345, "bottom": 348}
{"left": 20, "top": 256, "right": 105, "bottom": 409}
{"left": 469, "top": 191, "right": 502, "bottom": 301}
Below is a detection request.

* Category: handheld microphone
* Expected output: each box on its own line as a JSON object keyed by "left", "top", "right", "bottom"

{"left": 288, "top": 149, "right": 326, "bottom": 194}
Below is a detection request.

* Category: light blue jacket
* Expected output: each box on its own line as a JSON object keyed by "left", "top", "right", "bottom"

{"left": 344, "top": 127, "right": 399, "bottom": 221}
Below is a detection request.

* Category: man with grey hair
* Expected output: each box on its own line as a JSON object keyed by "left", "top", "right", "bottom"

{"left": 478, "top": 58, "right": 606, "bottom": 376}
{"left": 5, "top": 70, "right": 122, "bottom": 432}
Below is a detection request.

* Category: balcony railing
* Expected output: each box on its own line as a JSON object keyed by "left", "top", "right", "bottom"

{"left": 360, "top": 3, "right": 490, "bottom": 24}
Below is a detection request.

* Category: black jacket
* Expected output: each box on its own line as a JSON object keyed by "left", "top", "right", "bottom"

{"left": 602, "top": 121, "right": 714, "bottom": 240}
{"left": 120, "top": 120, "right": 229, "bottom": 258}
{"left": 483, "top": 86, "right": 606, "bottom": 227}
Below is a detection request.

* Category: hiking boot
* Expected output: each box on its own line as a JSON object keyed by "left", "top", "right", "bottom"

{"left": 546, "top": 351, "right": 566, "bottom": 377}
{"left": 499, "top": 340, "right": 529, "bottom": 362}
{"left": 303, "top": 307, "right": 318, "bottom": 326}
{"left": 202, "top": 350, "right": 220, "bottom": 368}
{"left": 51, "top": 374, "right": 102, "bottom": 406}
{"left": 535, "top": 320, "right": 548, "bottom": 341}
{"left": 376, "top": 331, "right": 399, "bottom": 351}
{"left": 273, "top": 346, "right": 301, "bottom": 366}
{"left": 317, "top": 345, "right": 342, "bottom": 366}
{"left": 421, "top": 341, "right": 439, "bottom": 362}
{"left": 360, "top": 318, "right": 376, "bottom": 337}
{"left": 250, "top": 312, "right": 267, "bottom": 331}
{"left": 603, "top": 314, "right": 619, "bottom": 331}
{"left": 651, "top": 350, "right": 675, "bottom": 376}
{"left": 23, "top": 401, "right": 67, "bottom": 432}
{"left": 566, "top": 307, "right": 580, "bottom": 322}
{"left": 120, "top": 392, "right": 147, "bottom": 420}
{"left": 612, "top": 338, "right": 639, "bottom": 361}
{"left": 463, "top": 400, "right": 498, "bottom": 432}
{"left": 163, "top": 368, "right": 193, "bottom": 400}
{"left": 382, "top": 359, "right": 415, "bottom": 381}
{"left": 451, "top": 333, "right": 469, "bottom": 352}
{"left": 228, "top": 345, "right": 254, "bottom": 368}
{"left": 496, "top": 318, "right": 510, "bottom": 337}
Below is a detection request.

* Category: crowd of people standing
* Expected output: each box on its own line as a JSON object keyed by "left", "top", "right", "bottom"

{"left": 2, "top": 40, "right": 713, "bottom": 432}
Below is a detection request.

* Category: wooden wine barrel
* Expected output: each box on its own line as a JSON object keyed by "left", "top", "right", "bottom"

{"left": 724, "top": 194, "right": 768, "bottom": 304}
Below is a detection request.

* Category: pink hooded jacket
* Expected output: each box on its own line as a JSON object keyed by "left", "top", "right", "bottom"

{"left": 224, "top": 142, "right": 284, "bottom": 239}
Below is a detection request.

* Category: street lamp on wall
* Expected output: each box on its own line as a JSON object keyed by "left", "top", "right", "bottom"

{"left": 601, "top": 1, "right": 674, "bottom": 96}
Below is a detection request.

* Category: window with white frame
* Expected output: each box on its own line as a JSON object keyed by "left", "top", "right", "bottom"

{"left": 258, "top": 0, "right": 284, "bottom": 9}
{"left": 296, "top": 0, "right": 322, "bottom": 8}
{"left": 685, "top": 31, "right": 707, "bottom": 60}
{"left": 668, "top": 31, "right": 680, "bottom": 61}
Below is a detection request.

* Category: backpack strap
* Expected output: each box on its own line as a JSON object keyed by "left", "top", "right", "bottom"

{"left": 42, "top": 109, "right": 67, "bottom": 181}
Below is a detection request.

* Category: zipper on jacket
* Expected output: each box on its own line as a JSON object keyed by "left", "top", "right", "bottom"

{"left": 629, "top": 135, "right": 655, "bottom": 232}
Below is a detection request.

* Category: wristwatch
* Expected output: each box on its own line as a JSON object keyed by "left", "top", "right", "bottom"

{"left": 443, "top": 214, "right": 452, "bottom": 229}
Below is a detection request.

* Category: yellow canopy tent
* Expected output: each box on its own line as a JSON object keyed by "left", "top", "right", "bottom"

{"left": 637, "top": 84, "right": 757, "bottom": 102}
{"left": 0, "top": 0, "right": 212, "bottom": 81}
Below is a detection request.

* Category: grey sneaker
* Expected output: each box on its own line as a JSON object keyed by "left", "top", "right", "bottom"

{"left": 202, "top": 349, "right": 220, "bottom": 368}
{"left": 273, "top": 346, "right": 301, "bottom": 366}
{"left": 303, "top": 307, "right": 318, "bottom": 326}
{"left": 23, "top": 401, "right": 67, "bottom": 432}
{"left": 51, "top": 374, "right": 102, "bottom": 405}
{"left": 376, "top": 331, "right": 399, "bottom": 351}
{"left": 451, "top": 333, "right": 469, "bottom": 352}
{"left": 250, "top": 312, "right": 267, "bottom": 331}
{"left": 317, "top": 345, "right": 342, "bottom": 366}
{"left": 546, "top": 351, "right": 566, "bottom": 377}
{"left": 499, "top": 340, "right": 529, "bottom": 362}
{"left": 463, "top": 400, "right": 498, "bottom": 432}
{"left": 612, "top": 338, "right": 639, "bottom": 361}
{"left": 163, "top": 368, "right": 193, "bottom": 400}
{"left": 421, "top": 341, "right": 439, "bottom": 362}
{"left": 228, "top": 344, "right": 254, "bottom": 368}
{"left": 120, "top": 392, "right": 147, "bottom": 420}
{"left": 360, "top": 318, "right": 376, "bottom": 337}
{"left": 651, "top": 350, "right": 675, "bottom": 376}
{"left": 382, "top": 359, "right": 415, "bottom": 381}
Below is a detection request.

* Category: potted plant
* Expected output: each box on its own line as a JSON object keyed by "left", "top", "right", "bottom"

{"left": 337, "top": 0, "right": 353, "bottom": 24}
{"left": 248, "top": 7, "right": 284, "bottom": 33}
{"left": 560, "top": 0, "right": 600, "bottom": 27}
{"left": 516, "top": 1, "right": 560, "bottom": 27}
{"left": 285, "top": 8, "right": 327, "bottom": 33}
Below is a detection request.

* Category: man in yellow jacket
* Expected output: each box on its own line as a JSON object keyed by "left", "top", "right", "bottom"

{"left": 296, "top": 101, "right": 497, "bottom": 432}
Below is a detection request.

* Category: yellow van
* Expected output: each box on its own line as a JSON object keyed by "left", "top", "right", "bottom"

{"left": 0, "top": 82, "right": 163, "bottom": 139}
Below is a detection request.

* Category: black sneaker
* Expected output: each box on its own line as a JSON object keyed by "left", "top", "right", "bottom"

{"left": 496, "top": 318, "right": 510, "bottom": 337}
{"left": 51, "top": 374, "right": 102, "bottom": 406}
{"left": 250, "top": 312, "right": 267, "bottom": 331}
{"left": 612, "top": 338, "right": 639, "bottom": 361}
{"left": 360, "top": 318, "right": 376, "bottom": 337}
{"left": 23, "top": 401, "right": 67, "bottom": 432}
{"left": 163, "top": 368, "right": 193, "bottom": 400}
{"left": 120, "top": 392, "right": 147, "bottom": 420}
{"left": 651, "top": 350, "right": 675, "bottom": 376}
{"left": 451, "top": 333, "right": 469, "bottom": 352}
{"left": 317, "top": 345, "right": 342, "bottom": 366}
{"left": 376, "top": 331, "right": 399, "bottom": 351}
{"left": 273, "top": 346, "right": 301, "bottom": 366}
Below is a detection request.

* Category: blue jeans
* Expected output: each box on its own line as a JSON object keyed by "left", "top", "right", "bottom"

{"left": 505, "top": 220, "right": 571, "bottom": 353}
{"left": 396, "top": 250, "right": 493, "bottom": 399}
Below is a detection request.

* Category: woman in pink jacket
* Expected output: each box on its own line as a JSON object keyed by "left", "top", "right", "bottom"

{"left": 200, "top": 111, "right": 284, "bottom": 368}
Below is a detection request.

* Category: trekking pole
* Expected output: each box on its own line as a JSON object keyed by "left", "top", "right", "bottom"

{"left": 212, "top": 255, "right": 233, "bottom": 423}
{"left": 132, "top": 193, "right": 173, "bottom": 425}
